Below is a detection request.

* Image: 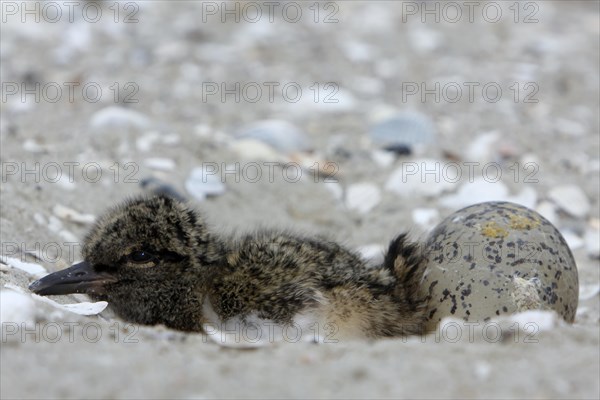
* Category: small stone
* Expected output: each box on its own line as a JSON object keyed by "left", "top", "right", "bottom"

{"left": 0, "top": 255, "right": 47, "bottom": 276}
{"left": 340, "top": 40, "right": 373, "bottom": 62}
{"left": 323, "top": 182, "right": 343, "bottom": 202}
{"left": 507, "top": 310, "right": 561, "bottom": 332}
{"left": 56, "top": 174, "right": 76, "bottom": 191}
{"left": 59, "top": 230, "right": 79, "bottom": 243}
{"left": 371, "top": 150, "right": 396, "bottom": 168}
{"left": 52, "top": 204, "right": 95, "bottom": 225}
{"left": 185, "top": 166, "right": 226, "bottom": 201}
{"left": 506, "top": 187, "right": 537, "bottom": 209}
{"left": 386, "top": 158, "right": 454, "bottom": 198}
{"left": 579, "top": 284, "right": 600, "bottom": 301}
{"left": 136, "top": 131, "right": 161, "bottom": 152}
{"left": 356, "top": 244, "right": 385, "bottom": 265}
{"left": 536, "top": 201, "right": 559, "bottom": 225}
{"left": 440, "top": 179, "right": 508, "bottom": 209}
{"left": 439, "top": 178, "right": 537, "bottom": 209}
{"left": 0, "top": 290, "right": 36, "bottom": 325}
{"left": 408, "top": 27, "right": 441, "bottom": 54}
{"left": 143, "top": 158, "right": 176, "bottom": 172}
{"left": 230, "top": 139, "right": 287, "bottom": 162}
{"left": 560, "top": 230, "right": 584, "bottom": 250}
{"left": 473, "top": 362, "right": 492, "bottom": 381}
{"left": 235, "top": 120, "right": 311, "bottom": 153}
{"left": 90, "top": 106, "right": 151, "bottom": 130}
{"left": 548, "top": 185, "right": 590, "bottom": 218}
{"left": 22, "top": 139, "right": 45, "bottom": 153}
{"left": 555, "top": 118, "right": 586, "bottom": 136}
{"left": 412, "top": 208, "right": 439, "bottom": 231}
{"left": 162, "top": 133, "right": 180, "bottom": 146}
{"left": 584, "top": 224, "right": 600, "bottom": 259}
{"left": 345, "top": 183, "right": 381, "bottom": 215}
{"left": 47, "top": 216, "right": 63, "bottom": 233}
{"left": 140, "top": 177, "right": 186, "bottom": 201}
{"left": 369, "top": 112, "right": 435, "bottom": 150}
{"left": 31, "top": 294, "right": 108, "bottom": 316}
{"left": 33, "top": 213, "right": 46, "bottom": 226}
{"left": 465, "top": 131, "right": 500, "bottom": 163}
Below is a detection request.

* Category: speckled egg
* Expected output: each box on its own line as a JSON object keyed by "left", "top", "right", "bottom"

{"left": 422, "top": 201, "right": 578, "bottom": 331}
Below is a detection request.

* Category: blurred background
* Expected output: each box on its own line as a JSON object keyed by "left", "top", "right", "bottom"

{"left": 1, "top": 1, "right": 599, "bottom": 399}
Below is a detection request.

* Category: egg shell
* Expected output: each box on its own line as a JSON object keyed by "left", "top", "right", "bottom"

{"left": 422, "top": 201, "right": 578, "bottom": 331}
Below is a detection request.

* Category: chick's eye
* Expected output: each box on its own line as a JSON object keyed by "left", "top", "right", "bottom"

{"left": 128, "top": 251, "right": 155, "bottom": 264}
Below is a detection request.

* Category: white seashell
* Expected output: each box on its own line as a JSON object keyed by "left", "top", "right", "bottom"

{"left": 32, "top": 294, "right": 108, "bottom": 316}
{"left": 52, "top": 204, "right": 95, "bottom": 225}
{"left": 0, "top": 255, "right": 47, "bottom": 276}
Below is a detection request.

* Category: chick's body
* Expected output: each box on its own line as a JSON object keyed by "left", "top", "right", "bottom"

{"left": 30, "top": 196, "right": 428, "bottom": 343}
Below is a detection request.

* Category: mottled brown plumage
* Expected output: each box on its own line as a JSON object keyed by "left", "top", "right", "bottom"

{"left": 30, "top": 195, "right": 428, "bottom": 340}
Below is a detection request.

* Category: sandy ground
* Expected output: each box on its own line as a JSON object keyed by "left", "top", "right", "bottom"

{"left": 1, "top": 1, "right": 599, "bottom": 399}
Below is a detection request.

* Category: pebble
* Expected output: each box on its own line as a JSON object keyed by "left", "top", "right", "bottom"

{"left": 0, "top": 255, "right": 47, "bottom": 276}
{"left": 465, "top": 131, "right": 500, "bottom": 163}
{"left": 560, "top": 229, "right": 584, "bottom": 250}
{"left": 137, "top": 132, "right": 181, "bottom": 152}
{"left": 579, "top": 284, "right": 600, "bottom": 301}
{"left": 473, "top": 362, "right": 492, "bottom": 381}
{"left": 143, "top": 158, "right": 176, "bottom": 172}
{"left": 408, "top": 27, "right": 442, "bottom": 54}
{"left": 584, "top": 223, "right": 600, "bottom": 259}
{"left": 90, "top": 106, "right": 151, "bottom": 130}
{"left": 58, "top": 230, "right": 79, "bottom": 243}
{"left": 185, "top": 166, "right": 226, "bottom": 201}
{"left": 506, "top": 310, "right": 562, "bottom": 332}
{"left": 536, "top": 201, "right": 559, "bottom": 225}
{"left": 356, "top": 244, "right": 385, "bottom": 265}
{"left": 323, "top": 182, "right": 343, "bottom": 202}
{"left": 385, "top": 158, "right": 454, "bottom": 198}
{"left": 345, "top": 183, "right": 381, "bottom": 214}
{"left": 341, "top": 40, "right": 373, "bottom": 63}
{"left": 136, "top": 131, "right": 161, "bottom": 152}
{"left": 371, "top": 149, "right": 396, "bottom": 168}
{"left": 56, "top": 174, "right": 76, "bottom": 191}
{"left": 293, "top": 88, "right": 357, "bottom": 114}
{"left": 33, "top": 213, "right": 47, "bottom": 226}
{"left": 555, "top": 118, "right": 586, "bottom": 136}
{"left": 32, "top": 295, "right": 109, "bottom": 316}
{"left": 506, "top": 187, "right": 538, "bottom": 209}
{"left": 548, "top": 185, "right": 590, "bottom": 218}
{"left": 140, "top": 177, "right": 186, "bottom": 201}
{"left": 235, "top": 120, "right": 311, "bottom": 153}
{"left": 231, "top": 138, "right": 288, "bottom": 162}
{"left": 47, "top": 216, "right": 63, "bottom": 233}
{"left": 369, "top": 112, "right": 435, "bottom": 150}
{"left": 22, "top": 139, "right": 46, "bottom": 153}
{"left": 52, "top": 204, "right": 96, "bottom": 225}
{"left": 440, "top": 178, "right": 537, "bottom": 209}
{"left": 440, "top": 177, "right": 508, "bottom": 208}
{"left": 411, "top": 208, "right": 439, "bottom": 231}
{"left": 0, "top": 290, "right": 36, "bottom": 325}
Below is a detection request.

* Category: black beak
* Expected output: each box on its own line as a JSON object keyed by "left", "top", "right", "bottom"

{"left": 28, "top": 261, "right": 117, "bottom": 296}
